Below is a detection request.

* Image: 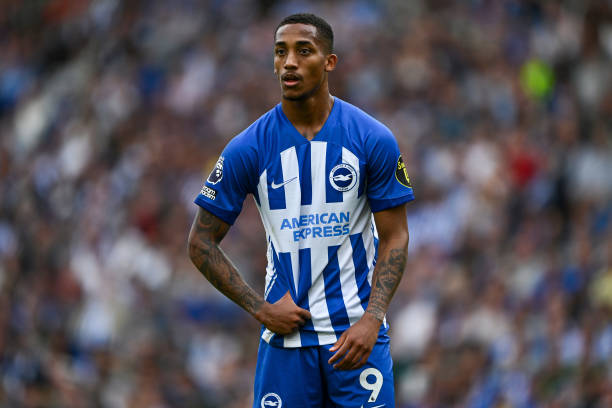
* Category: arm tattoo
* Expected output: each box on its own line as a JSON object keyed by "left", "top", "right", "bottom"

{"left": 366, "top": 247, "right": 407, "bottom": 322}
{"left": 188, "top": 209, "right": 264, "bottom": 315}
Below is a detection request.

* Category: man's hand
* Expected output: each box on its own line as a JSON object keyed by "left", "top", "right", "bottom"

{"left": 254, "top": 291, "right": 311, "bottom": 335}
{"left": 327, "top": 312, "right": 382, "bottom": 370}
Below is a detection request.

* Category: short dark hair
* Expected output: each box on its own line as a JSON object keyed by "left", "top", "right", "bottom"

{"left": 275, "top": 13, "right": 334, "bottom": 54}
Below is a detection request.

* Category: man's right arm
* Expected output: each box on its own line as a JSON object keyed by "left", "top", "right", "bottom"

{"left": 187, "top": 207, "right": 310, "bottom": 334}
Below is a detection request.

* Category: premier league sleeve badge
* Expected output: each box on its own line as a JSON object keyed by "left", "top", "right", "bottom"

{"left": 207, "top": 156, "right": 225, "bottom": 185}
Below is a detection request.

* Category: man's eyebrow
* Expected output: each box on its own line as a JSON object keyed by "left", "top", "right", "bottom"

{"left": 274, "top": 40, "right": 315, "bottom": 47}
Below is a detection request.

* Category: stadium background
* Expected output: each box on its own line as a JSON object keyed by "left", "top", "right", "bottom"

{"left": 1, "top": 0, "right": 612, "bottom": 406}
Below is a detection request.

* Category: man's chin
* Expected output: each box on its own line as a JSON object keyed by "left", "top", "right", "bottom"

{"left": 282, "top": 91, "right": 306, "bottom": 101}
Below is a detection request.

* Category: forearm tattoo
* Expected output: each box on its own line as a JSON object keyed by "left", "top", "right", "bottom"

{"left": 188, "top": 210, "right": 264, "bottom": 315}
{"left": 366, "top": 247, "right": 407, "bottom": 322}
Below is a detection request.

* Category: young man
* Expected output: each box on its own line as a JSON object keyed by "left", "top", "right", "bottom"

{"left": 188, "top": 13, "right": 414, "bottom": 408}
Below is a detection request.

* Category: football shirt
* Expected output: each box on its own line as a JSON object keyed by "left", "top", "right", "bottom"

{"left": 195, "top": 98, "right": 414, "bottom": 347}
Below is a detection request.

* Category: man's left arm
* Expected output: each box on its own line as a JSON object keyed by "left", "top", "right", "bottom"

{"left": 328, "top": 203, "right": 408, "bottom": 370}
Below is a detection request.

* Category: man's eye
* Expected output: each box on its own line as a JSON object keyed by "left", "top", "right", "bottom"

{"left": 299, "top": 49, "right": 311, "bottom": 55}
{"left": 275, "top": 49, "right": 286, "bottom": 56}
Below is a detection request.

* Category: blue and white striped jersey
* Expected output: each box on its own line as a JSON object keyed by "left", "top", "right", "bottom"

{"left": 195, "top": 98, "right": 414, "bottom": 348}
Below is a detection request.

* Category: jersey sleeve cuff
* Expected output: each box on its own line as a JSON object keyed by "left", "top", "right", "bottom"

{"left": 369, "top": 192, "right": 415, "bottom": 213}
{"left": 194, "top": 195, "right": 239, "bottom": 225}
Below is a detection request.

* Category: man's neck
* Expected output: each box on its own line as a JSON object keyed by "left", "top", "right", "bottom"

{"left": 281, "top": 91, "right": 334, "bottom": 141}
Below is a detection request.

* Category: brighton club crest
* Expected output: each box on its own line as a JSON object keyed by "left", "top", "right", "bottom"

{"left": 329, "top": 163, "right": 357, "bottom": 192}
{"left": 261, "top": 392, "right": 282, "bottom": 408}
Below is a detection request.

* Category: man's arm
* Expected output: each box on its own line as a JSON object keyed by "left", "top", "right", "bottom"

{"left": 364, "top": 204, "right": 409, "bottom": 323}
{"left": 187, "top": 207, "right": 310, "bottom": 334}
{"left": 328, "top": 203, "right": 408, "bottom": 370}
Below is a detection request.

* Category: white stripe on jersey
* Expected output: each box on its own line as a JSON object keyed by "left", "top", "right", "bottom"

{"left": 310, "top": 142, "right": 327, "bottom": 206}
{"left": 307, "top": 141, "right": 337, "bottom": 344}
{"left": 337, "top": 239, "right": 365, "bottom": 326}
{"left": 309, "top": 244, "right": 337, "bottom": 345}
{"left": 364, "top": 216, "right": 377, "bottom": 284}
{"left": 262, "top": 329, "right": 273, "bottom": 343}
{"left": 281, "top": 143, "right": 302, "bottom": 346}
{"left": 342, "top": 146, "right": 360, "bottom": 201}
{"left": 257, "top": 169, "right": 270, "bottom": 212}
{"left": 279, "top": 146, "right": 301, "bottom": 299}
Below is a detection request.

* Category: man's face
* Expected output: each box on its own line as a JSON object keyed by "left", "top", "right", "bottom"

{"left": 274, "top": 23, "right": 335, "bottom": 101}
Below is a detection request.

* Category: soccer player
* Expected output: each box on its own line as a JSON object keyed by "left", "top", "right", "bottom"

{"left": 188, "top": 13, "right": 414, "bottom": 408}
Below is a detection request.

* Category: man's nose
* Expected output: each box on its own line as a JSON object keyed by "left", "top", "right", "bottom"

{"left": 284, "top": 50, "right": 298, "bottom": 69}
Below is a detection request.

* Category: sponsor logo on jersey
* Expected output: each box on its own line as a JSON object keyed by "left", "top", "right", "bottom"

{"left": 329, "top": 163, "right": 357, "bottom": 192}
{"left": 280, "top": 212, "right": 350, "bottom": 241}
{"left": 271, "top": 176, "right": 297, "bottom": 189}
{"left": 200, "top": 186, "right": 217, "bottom": 200}
{"left": 395, "top": 155, "right": 411, "bottom": 188}
{"left": 261, "top": 392, "right": 282, "bottom": 408}
{"left": 207, "top": 156, "right": 224, "bottom": 185}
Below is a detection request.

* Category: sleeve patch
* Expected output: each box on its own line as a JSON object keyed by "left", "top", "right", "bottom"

{"left": 395, "top": 155, "right": 412, "bottom": 188}
{"left": 200, "top": 186, "right": 217, "bottom": 200}
{"left": 206, "top": 156, "right": 224, "bottom": 185}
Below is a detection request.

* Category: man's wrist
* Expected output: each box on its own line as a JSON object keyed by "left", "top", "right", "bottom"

{"left": 364, "top": 308, "right": 385, "bottom": 323}
{"left": 252, "top": 300, "right": 268, "bottom": 323}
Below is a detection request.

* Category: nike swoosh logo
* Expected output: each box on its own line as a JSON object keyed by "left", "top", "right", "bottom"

{"left": 361, "top": 405, "right": 385, "bottom": 408}
{"left": 270, "top": 177, "right": 297, "bottom": 189}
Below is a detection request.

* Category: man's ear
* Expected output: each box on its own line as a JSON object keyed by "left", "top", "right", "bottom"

{"left": 325, "top": 54, "right": 338, "bottom": 72}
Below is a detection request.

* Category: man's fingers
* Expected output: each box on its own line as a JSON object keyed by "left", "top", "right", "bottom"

{"left": 328, "top": 339, "right": 350, "bottom": 364}
{"left": 329, "top": 332, "right": 346, "bottom": 352}
{"left": 347, "top": 352, "right": 367, "bottom": 370}
{"left": 343, "top": 351, "right": 362, "bottom": 370}
{"left": 354, "top": 352, "right": 368, "bottom": 368}
{"left": 331, "top": 339, "right": 374, "bottom": 370}
{"left": 334, "top": 346, "right": 361, "bottom": 370}
{"left": 298, "top": 308, "right": 311, "bottom": 320}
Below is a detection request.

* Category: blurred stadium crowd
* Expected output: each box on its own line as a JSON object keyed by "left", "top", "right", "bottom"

{"left": 1, "top": 0, "right": 612, "bottom": 407}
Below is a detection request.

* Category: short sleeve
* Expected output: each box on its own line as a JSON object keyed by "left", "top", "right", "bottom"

{"left": 194, "top": 134, "right": 258, "bottom": 225}
{"left": 365, "top": 128, "right": 415, "bottom": 212}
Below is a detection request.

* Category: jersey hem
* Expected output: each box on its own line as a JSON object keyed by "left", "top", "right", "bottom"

{"left": 262, "top": 326, "right": 390, "bottom": 348}
{"left": 369, "top": 193, "right": 415, "bottom": 212}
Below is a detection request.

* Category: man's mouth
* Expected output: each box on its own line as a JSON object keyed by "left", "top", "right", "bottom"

{"left": 281, "top": 74, "right": 301, "bottom": 87}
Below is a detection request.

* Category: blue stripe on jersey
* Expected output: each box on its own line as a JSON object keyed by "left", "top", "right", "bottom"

{"left": 322, "top": 245, "right": 351, "bottom": 337}
{"left": 264, "top": 271, "right": 277, "bottom": 300}
{"left": 269, "top": 332, "right": 284, "bottom": 347}
{"left": 358, "top": 162, "right": 366, "bottom": 198}
{"left": 267, "top": 157, "right": 286, "bottom": 210}
{"left": 267, "top": 242, "right": 289, "bottom": 303}
{"left": 268, "top": 243, "right": 294, "bottom": 348}
{"left": 297, "top": 248, "right": 318, "bottom": 345}
{"left": 374, "top": 235, "right": 379, "bottom": 265}
{"left": 325, "top": 143, "right": 343, "bottom": 203}
{"left": 278, "top": 252, "right": 297, "bottom": 299}
{"left": 298, "top": 144, "right": 312, "bottom": 206}
{"left": 349, "top": 233, "right": 372, "bottom": 310}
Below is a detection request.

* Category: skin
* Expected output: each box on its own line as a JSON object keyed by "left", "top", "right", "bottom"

{"left": 274, "top": 23, "right": 337, "bottom": 140}
{"left": 188, "top": 22, "right": 409, "bottom": 371}
{"left": 188, "top": 207, "right": 311, "bottom": 334}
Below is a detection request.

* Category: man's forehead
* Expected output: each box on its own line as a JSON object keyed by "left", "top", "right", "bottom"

{"left": 275, "top": 23, "right": 318, "bottom": 44}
